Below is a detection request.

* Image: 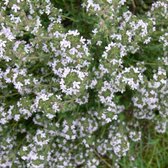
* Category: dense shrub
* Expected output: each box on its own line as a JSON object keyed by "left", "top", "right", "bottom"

{"left": 0, "top": 0, "right": 168, "bottom": 167}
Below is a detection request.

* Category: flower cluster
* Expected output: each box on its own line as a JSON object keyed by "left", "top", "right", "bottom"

{"left": 0, "top": 0, "right": 168, "bottom": 167}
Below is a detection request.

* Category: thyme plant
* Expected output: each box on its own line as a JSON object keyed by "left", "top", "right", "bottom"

{"left": 0, "top": 0, "right": 168, "bottom": 167}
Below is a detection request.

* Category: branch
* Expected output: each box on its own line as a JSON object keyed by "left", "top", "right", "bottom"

{"left": 94, "top": 149, "right": 113, "bottom": 168}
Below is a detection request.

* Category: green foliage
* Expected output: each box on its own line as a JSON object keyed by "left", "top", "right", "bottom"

{"left": 0, "top": 0, "right": 168, "bottom": 167}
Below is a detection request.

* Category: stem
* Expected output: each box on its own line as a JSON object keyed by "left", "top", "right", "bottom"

{"left": 0, "top": 93, "right": 20, "bottom": 99}
{"left": 61, "top": 15, "right": 78, "bottom": 22}
{"left": 131, "top": 0, "right": 136, "bottom": 14}
{"left": 94, "top": 149, "right": 113, "bottom": 168}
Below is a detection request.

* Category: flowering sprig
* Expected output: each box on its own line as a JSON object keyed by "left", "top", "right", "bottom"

{"left": 0, "top": 0, "right": 168, "bottom": 167}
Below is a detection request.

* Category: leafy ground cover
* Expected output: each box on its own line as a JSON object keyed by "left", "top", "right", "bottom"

{"left": 0, "top": 0, "right": 168, "bottom": 167}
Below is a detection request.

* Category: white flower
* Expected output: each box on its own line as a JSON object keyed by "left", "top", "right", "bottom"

{"left": 14, "top": 114, "right": 20, "bottom": 121}
{"left": 73, "top": 81, "right": 81, "bottom": 89}
{"left": 92, "top": 28, "right": 98, "bottom": 35}
{"left": 52, "top": 103, "right": 60, "bottom": 112}
{"left": 11, "top": 4, "right": 20, "bottom": 12}
{"left": 60, "top": 39, "right": 71, "bottom": 49}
